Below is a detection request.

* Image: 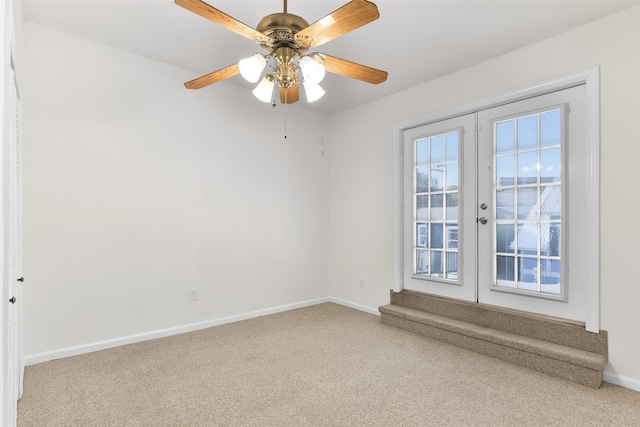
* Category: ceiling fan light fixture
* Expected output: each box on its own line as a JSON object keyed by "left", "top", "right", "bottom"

{"left": 303, "top": 81, "right": 325, "bottom": 103}
{"left": 300, "top": 55, "right": 325, "bottom": 84}
{"left": 176, "top": 0, "right": 388, "bottom": 105}
{"left": 239, "top": 54, "right": 267, "bottom": 83}
{"left": 253, "top": 75, "right": 275, "bottom": 102}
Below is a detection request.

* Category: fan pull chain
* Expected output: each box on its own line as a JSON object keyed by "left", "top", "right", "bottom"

{"left": 284, "top": 93, "right": 288, "bottom": 139}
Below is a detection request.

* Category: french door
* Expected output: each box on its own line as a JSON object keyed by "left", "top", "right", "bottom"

{"left": 403, "top": 113, "right": 477, "bottom": 301}
{"left": 403, "top": 84, "right": 591, "bottom": 324}
{"left": 477, "top": 85, "right": 587, "bottom": 321}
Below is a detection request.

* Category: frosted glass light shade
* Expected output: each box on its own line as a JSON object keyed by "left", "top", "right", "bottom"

{"left": 253, "top": 76, "right": 275, "bottom": 103}
{"left": 303, "top": 82, "right": 325, "bottom": 102}
{"left": 239, "top": 54, "right": 266, "bottom": 83}
{"left": 300, "top": 56, "right": 325, "bottom": 84}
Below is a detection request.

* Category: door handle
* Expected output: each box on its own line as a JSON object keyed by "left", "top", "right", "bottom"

{"left": 478, "top": 217, "right": 488, "bottom": 225}
{"left": 17, "top": 277, "right": 24, "bottom": 282}
{"left": 9, "top": 296, "right": 16, "bottom": 304}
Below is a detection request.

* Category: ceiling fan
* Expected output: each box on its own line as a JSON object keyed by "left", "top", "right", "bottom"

{"left": 175, "top": 0, "right": 388, "bottom": 105}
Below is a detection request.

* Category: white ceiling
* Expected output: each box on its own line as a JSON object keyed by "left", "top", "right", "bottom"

{"left": 22, "top": 0, "right": 640, "bottom": 114}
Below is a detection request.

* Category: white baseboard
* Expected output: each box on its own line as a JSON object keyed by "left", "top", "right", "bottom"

{"left": 604, "top": 370, "right": 640, "bottom": 392}
{"left": 328, "top": 297, "right": 380, "bottom": 316}
{"left": 25, "top": 297, "right": 331, "bottom": 366}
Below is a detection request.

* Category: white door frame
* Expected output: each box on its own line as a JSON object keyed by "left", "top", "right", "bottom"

{"left": 393, "top": 67, "right": 600, "bottom": 332}
{"left": 1, "top": 1, "right": 23, "bottom": 425}
{"left": 9, "top": 50, "right": 24, "bottom": 399}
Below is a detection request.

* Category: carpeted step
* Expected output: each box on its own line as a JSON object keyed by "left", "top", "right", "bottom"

{"left": 379, "top": 294, "right": 608, "bottom": 389}
{"left": 389, "top": 290, "right": 607, "bottom": 357}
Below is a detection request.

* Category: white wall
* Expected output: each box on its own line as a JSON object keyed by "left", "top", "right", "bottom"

{"left": 329, "top": 6, "right": 640, "bottom": 387}
{"left": 22, "top": 22, "right": 330, "bottom": 356}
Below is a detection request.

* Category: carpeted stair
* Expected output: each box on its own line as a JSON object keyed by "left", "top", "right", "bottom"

{"left": 379, "top": 290, "right": 608, "bottom": 389}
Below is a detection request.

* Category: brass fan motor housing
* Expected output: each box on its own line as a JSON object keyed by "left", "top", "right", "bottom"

{"left": 256, "top": 12, "right": 309, "bottom": 34}
{"left": 256, "top": 13, "right": 310, "bottom": 54}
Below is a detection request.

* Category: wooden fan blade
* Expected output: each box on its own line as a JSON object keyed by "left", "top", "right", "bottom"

{"left": 319, "top": 54, "right": 387, "bottom": 84}
{"left": 184, "top": 63, "right": 240, "bottom": 89}
{"left": 296, "top": 0, "right": 379, "bottom": 49}
{"left": 175, "top": 0, "right": 267, "bottom": 42}
{"left": 280, "top": 82, "right": 300, "bottom": 104}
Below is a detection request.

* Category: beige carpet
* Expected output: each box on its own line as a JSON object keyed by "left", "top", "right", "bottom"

{"left": 17, "top": 303, "right": 640, "bottom": 426}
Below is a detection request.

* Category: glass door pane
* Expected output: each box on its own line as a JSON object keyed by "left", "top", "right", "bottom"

{"left": 413, "top": 132, "right": 458, "bottom": 280}
{"left": 493, "top": 109, "right": 562, "bottom": 295}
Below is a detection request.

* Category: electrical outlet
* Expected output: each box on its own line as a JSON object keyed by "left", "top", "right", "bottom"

{"left": 189, "top": 288, "right": 199, "bottom": 301}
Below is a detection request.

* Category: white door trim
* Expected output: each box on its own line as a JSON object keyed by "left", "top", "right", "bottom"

{"left": 393, "top": 67, "right": 600, "bottom": 331}
{"left": 1, "top": 2, "right": 24, "bottom": 425}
